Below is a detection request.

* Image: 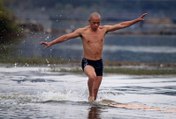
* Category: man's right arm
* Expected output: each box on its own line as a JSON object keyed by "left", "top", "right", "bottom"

{"left": 40, "top": 28, "right": 82, "bottom": 48}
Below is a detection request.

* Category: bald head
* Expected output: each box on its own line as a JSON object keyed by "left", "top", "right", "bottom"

{"left": 88, "top": 12, "right": 101, "bottom": 31}
{"left": 89, "top": 12, "right": 101, "bottom": 21}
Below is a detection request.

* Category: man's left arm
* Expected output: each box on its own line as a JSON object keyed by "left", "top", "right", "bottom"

{"left": 105, "top": 13, "right": 147, "bottom": 32}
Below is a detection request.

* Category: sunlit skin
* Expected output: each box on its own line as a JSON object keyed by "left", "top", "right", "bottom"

{"left": 41, "top": 12, "right": 147, "bottom": 102}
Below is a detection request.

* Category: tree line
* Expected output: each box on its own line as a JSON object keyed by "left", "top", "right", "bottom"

{"left": 0, "top": 0, "right": 21, "bottom": 44}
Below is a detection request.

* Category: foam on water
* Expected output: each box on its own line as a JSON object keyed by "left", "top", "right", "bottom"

{"left": 0, "top": 89, "right": 88, "bottom": 105}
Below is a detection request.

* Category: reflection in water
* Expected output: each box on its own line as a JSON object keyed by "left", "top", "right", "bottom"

{"left": 88, "top": 106, "right": 102, "bottom": 119}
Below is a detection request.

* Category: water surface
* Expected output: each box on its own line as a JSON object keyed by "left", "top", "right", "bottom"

{"left": 0, "top": 66, "right": 176, "bottom": 119}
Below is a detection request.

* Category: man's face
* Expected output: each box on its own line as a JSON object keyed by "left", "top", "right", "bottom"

{"left": 89, "top": 16, "right": 101, "bottom": 31}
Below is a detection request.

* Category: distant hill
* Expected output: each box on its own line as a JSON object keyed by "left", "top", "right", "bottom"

{"left": 7, "top": 0, "right": 176, "bottom": 9}
{"left": 4, "top": 0, "right": 176, "bottom": 35}
{"left": 6, "top": 0, "right": 176, "bottom": 16}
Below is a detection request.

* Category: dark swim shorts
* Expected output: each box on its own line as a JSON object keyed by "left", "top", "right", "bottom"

{"left": 81, "top": 58, "right": 103, "bottom": 76}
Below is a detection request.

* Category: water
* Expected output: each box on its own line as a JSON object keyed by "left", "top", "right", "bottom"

{"left": 13, "top": 34, "right": 176, "bottom": 63}
{"left": 0, "top": 66, "right": 176, "bottom": 119}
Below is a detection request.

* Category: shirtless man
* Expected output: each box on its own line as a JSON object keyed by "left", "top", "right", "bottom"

{"left": 40, "top": 12, "right": 147, "bottom": 102}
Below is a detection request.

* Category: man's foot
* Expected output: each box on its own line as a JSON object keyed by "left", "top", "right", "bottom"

{"left": 88, "top": 96, "right": 95, "bottom": 103}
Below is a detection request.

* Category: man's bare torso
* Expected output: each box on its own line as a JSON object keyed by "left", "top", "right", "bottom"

{"left": 79, "top": 26, "right": 107, "bottom": 60}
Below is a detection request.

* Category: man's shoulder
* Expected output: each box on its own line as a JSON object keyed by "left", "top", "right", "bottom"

{"left": 79, "top": 26, "right": 89, "bottom": 31}
{"left": 100, "top": 25, "right": 110, "bottom": 29}
{"left": 76, "top": 26, "right": 106, "bottom": 31}
{"left": 75, "top": 26, "right": 89, "bottom": 32}
{"left": 99, "top": 25, "right": 108, "bottom": 30}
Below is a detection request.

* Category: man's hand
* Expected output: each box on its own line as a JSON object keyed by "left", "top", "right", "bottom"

{"left": 40, "top": 42, "right": 51, "bottom": 48}
{"left": 138, "top": 13, "right": 148, "bottom": 21}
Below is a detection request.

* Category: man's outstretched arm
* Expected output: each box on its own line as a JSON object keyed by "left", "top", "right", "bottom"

{"left": 105, "top": 13, "right": 148, "bottom": 32}
{"left": 40, "top": 29, "right": 81, "bottom": 48}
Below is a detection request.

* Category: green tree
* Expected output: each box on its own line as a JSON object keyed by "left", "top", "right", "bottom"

{"left": 0, "top": 0, "right": 21, "bottom": 44}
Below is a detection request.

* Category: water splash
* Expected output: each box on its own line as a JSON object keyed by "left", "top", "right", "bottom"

{"left": 45, "top": 58, "right": 50, "bottom": 67}
{"left": 45, "top": 36, "right": 50, "bottom": 41}
{"left": 0, "top": 89, "right": 87, "bottom": 105}
{"left": 14, "top": 63, "right": 18, "bottom": 67}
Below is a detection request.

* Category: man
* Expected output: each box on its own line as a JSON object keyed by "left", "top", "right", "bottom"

{"left": 41, "top": 12, "right": 147, "bottom": 102}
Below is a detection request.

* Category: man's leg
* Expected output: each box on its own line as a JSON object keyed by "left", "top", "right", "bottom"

{"left": 84, "top": 65, "right": 97, "bottom": 101}
{"left": 93, "top": 76, "right": 102, "bottom": 100}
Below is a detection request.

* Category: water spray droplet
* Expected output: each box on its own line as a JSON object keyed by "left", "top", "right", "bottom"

{"left": 45, "top": 36, "right": 50, "bottom": 41}
{"left": 45, "top": 59, "right": 50, "bottom": 67}
{"left": 14, "top": 63, "right": 18, "bottom": 67}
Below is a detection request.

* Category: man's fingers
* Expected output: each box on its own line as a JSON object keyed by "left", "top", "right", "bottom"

{"left": 40, "top": 42, "right": 45, "bottom": 45}
{"left": 40, "top": 42, "right": 49, "bottom": 48}
{"left": 40, "top": 42, "right": 47, "bottom": 45}
{"left": 141, "top": 13, "right": 148, "bottom": 18}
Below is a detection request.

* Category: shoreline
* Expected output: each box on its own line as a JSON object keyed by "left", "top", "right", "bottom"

{"left": 1, "top": 62, "right": 176, "bottom": 75}
{"left": 0, "top": 56, "right": 175, "bottom": 75}
{"left": 52, "top": 66, "right": 176, "bottom": 75}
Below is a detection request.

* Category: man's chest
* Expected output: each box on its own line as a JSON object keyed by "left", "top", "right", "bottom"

{"left": 81, "top": 31, "right": 105, "bottom": 43}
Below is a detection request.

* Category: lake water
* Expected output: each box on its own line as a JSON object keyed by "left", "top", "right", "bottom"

{"left": 13, "top": 34, "right": 176, "bottom": 63}
{"left": 0, "top": 66, "right": 176, "bottom": 119}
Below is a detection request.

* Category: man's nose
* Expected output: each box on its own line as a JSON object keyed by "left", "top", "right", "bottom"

{"left": 94, "top": 23, "right": 99, "bottom": 27}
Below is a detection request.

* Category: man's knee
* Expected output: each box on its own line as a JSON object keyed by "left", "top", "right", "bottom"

{"left": 88, "top": 74, "right": 97, "bottom": 81}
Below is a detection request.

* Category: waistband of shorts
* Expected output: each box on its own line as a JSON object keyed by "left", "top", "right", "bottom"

{"left": 82, "top": 58, "right": 102, "bottom": 62}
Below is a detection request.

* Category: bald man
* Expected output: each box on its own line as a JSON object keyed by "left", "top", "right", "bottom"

{"left": 41, "top": 12, "right": 147, "bottom": 102}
